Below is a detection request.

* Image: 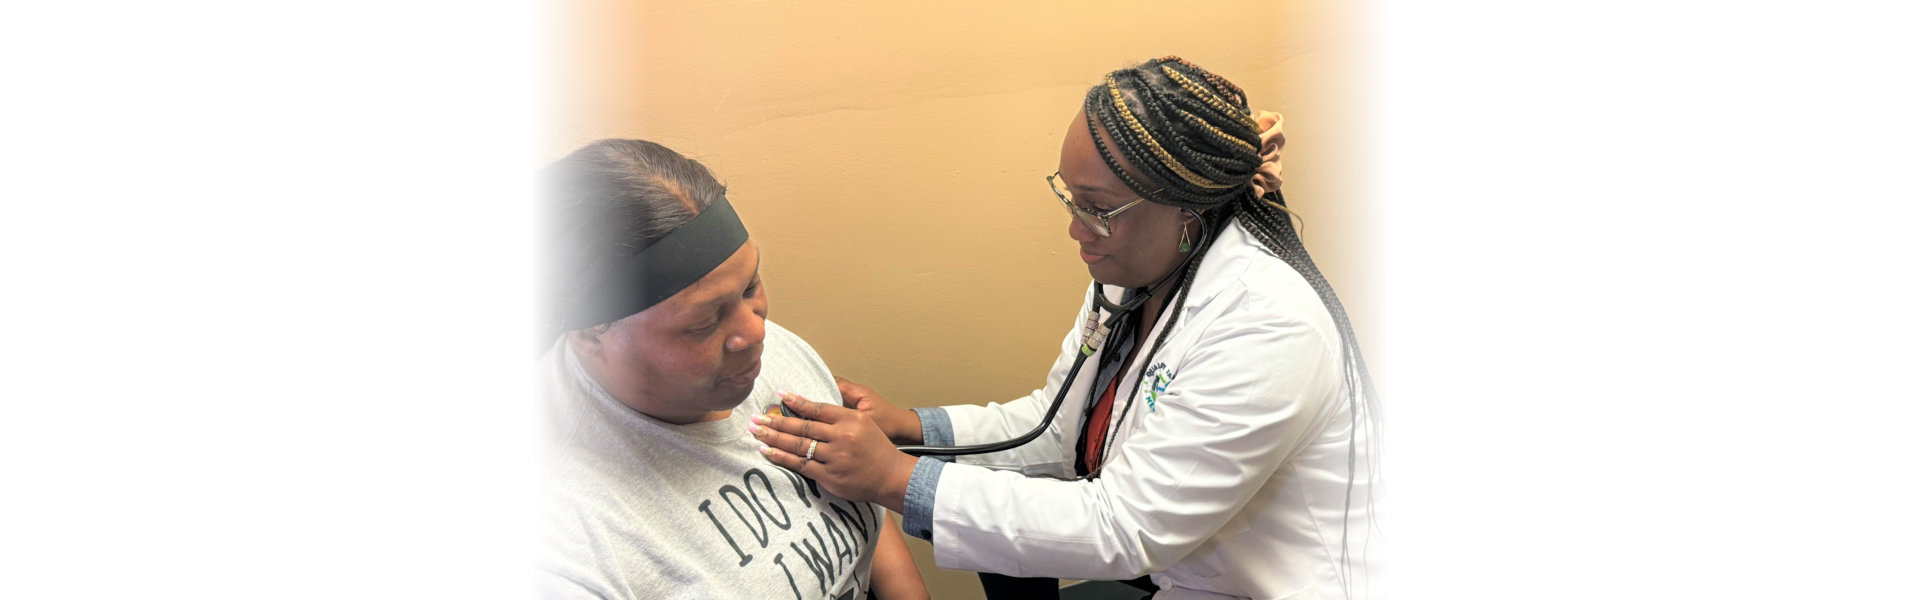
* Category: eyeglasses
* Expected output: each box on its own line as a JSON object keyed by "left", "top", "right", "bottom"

{"left": 1047, "top": 171, "right": 1146, "bottom": 238}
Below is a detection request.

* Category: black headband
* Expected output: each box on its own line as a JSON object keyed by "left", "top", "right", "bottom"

{"left": 559, "top": 197, "right": 749, "bottom": 330}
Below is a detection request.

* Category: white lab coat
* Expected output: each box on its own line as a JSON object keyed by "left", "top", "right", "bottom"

{"left": 932, "top": 216, "right": 1375, "bottom": 600}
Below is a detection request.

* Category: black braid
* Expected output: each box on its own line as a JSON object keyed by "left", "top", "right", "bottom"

{"left": 1083, "top": 60, "right": 1264, "bottom": 212}
{"left": 1084, "top": 87, "right": 1160, "bottom": 200}
{"left": 1237, "top": 192, "right": 1378, "bottom": 414}
{"left": 1134, "top": 73, "right": 1247, "bottom": 207}
{"left": 1165, "top": 88, "right": 1259, "bottom": 145}
{"left": 1086, "top": 71, "right": 1191, "bottom": 206}
{"left": 1139, "top": 84, "right": 1242, "bottom": 185}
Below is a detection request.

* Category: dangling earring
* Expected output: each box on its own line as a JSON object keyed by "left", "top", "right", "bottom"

{"left": 1179, "top": 225, "right": 1192, "bottom": 253}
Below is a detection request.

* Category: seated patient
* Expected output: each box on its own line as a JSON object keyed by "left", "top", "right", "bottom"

{"left": 535, "top": 139, "right": 926, "bottom": 600}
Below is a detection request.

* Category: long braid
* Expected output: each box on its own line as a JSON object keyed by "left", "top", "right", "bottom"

{"left": 1085, "top": 57, "right": 1380, "bottom": 598}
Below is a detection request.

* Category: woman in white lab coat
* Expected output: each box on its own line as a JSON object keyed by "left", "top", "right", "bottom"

{"left": 748, "top": 56, "right": 1380, "bottom": 600}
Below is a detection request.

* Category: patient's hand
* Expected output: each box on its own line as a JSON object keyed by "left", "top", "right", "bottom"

{"left": 836, "top": 376, "right": 923, "bottom": 445}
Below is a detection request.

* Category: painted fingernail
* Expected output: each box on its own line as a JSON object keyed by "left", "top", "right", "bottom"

{"left": 747, "top": 422, "right": 761, "bottom": 434}
{"left": 776, "top": 390, "right": 791, "bottom": 399}
{"left": 750, "top": 414, "right": 769, "bottom": 425}
{"left": 758, "top": 444, "right": 771, "bottom": 454}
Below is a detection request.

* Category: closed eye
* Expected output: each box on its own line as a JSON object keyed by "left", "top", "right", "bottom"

{"left": 1073, "top": 196, "right": 1121, "bottom": 214}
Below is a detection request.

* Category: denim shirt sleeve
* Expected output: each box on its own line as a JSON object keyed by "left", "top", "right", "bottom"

{"left": 911, "top": 407, "right": 956, "bottom": 463}
{"left": 902, "top": 407, "right": 954, "bottom": 541}
{"left": 902, "top": 456, "right": 945, "bottom": 541}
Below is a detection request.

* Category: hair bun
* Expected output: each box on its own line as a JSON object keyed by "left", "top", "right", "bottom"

{"left": 1248, "top": 111, "right": 1286, "bottom": 197}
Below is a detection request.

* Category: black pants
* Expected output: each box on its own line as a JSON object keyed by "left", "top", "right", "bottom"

{"left": 978, "top": 572, "right": 1156, "bottom": 599}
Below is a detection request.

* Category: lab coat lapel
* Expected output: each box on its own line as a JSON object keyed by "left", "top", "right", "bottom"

{"left": 1101, "top": 283, "right": 1191, "bottom": 460}
{"left": 1101, "top": 219, "right": 1250, "bottom": 454}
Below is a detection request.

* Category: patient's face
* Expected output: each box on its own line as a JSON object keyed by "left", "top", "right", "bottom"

{"left": 574, "top": 241, "right": 769, "bottom": 424}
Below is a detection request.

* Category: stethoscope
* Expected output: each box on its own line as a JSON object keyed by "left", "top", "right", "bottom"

{"left": 898, "top": 213, "right": 1209, "bottom": 457}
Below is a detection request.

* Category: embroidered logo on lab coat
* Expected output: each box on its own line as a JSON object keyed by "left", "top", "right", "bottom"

{"left": 1140, "top": 362, "right": 1173, "bottom": 415}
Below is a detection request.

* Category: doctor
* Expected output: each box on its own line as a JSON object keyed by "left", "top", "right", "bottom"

{"left": 748, "top": 57, "right": 1379, "bottom": 600}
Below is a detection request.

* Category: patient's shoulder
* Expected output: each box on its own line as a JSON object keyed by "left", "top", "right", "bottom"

{"left": 752, "top": 320, "right": 842, "bottom": 408}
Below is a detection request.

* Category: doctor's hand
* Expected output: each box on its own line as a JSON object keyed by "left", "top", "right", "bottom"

{"left": 751, "top": 391, "right": 917, "bottom": 514}
{"left": 835, "top": 376, "right": 923, "bottom": 445}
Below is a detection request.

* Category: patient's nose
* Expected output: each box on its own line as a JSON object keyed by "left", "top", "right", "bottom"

{"left": 725, "top": 310, "right": 765, "bottom": 353}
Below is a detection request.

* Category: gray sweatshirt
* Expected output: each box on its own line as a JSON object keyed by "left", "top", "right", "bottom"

{"left": 537, "top": 321, "right": 879, "bottom": 600}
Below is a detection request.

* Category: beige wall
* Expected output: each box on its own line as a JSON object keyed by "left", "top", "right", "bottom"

{"left": 549, "top": 2, "right": 1374, "bottom": 598}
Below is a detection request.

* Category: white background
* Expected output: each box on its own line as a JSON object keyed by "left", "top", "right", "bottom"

{"left": 3, "top": 1, "right": 1915, "bottom": 598}
{"left": 1378, "top": 1, "right": 1919, "bottom": 597}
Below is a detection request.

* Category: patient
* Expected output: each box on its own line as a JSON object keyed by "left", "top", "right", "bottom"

{"left": 535, "top": 139, "right": 927, "bottom": 600}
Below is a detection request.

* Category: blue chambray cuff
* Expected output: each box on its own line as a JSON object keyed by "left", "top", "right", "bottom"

{"left": 912, "top": 407, "right": 957, "bottom": 463}
{"left": 902, "top": 456, "right": 945, "bottom": 541}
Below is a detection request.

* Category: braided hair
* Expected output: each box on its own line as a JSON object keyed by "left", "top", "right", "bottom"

{"left": 1083, "top": 56, "right": 1379, "bottom": 594}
